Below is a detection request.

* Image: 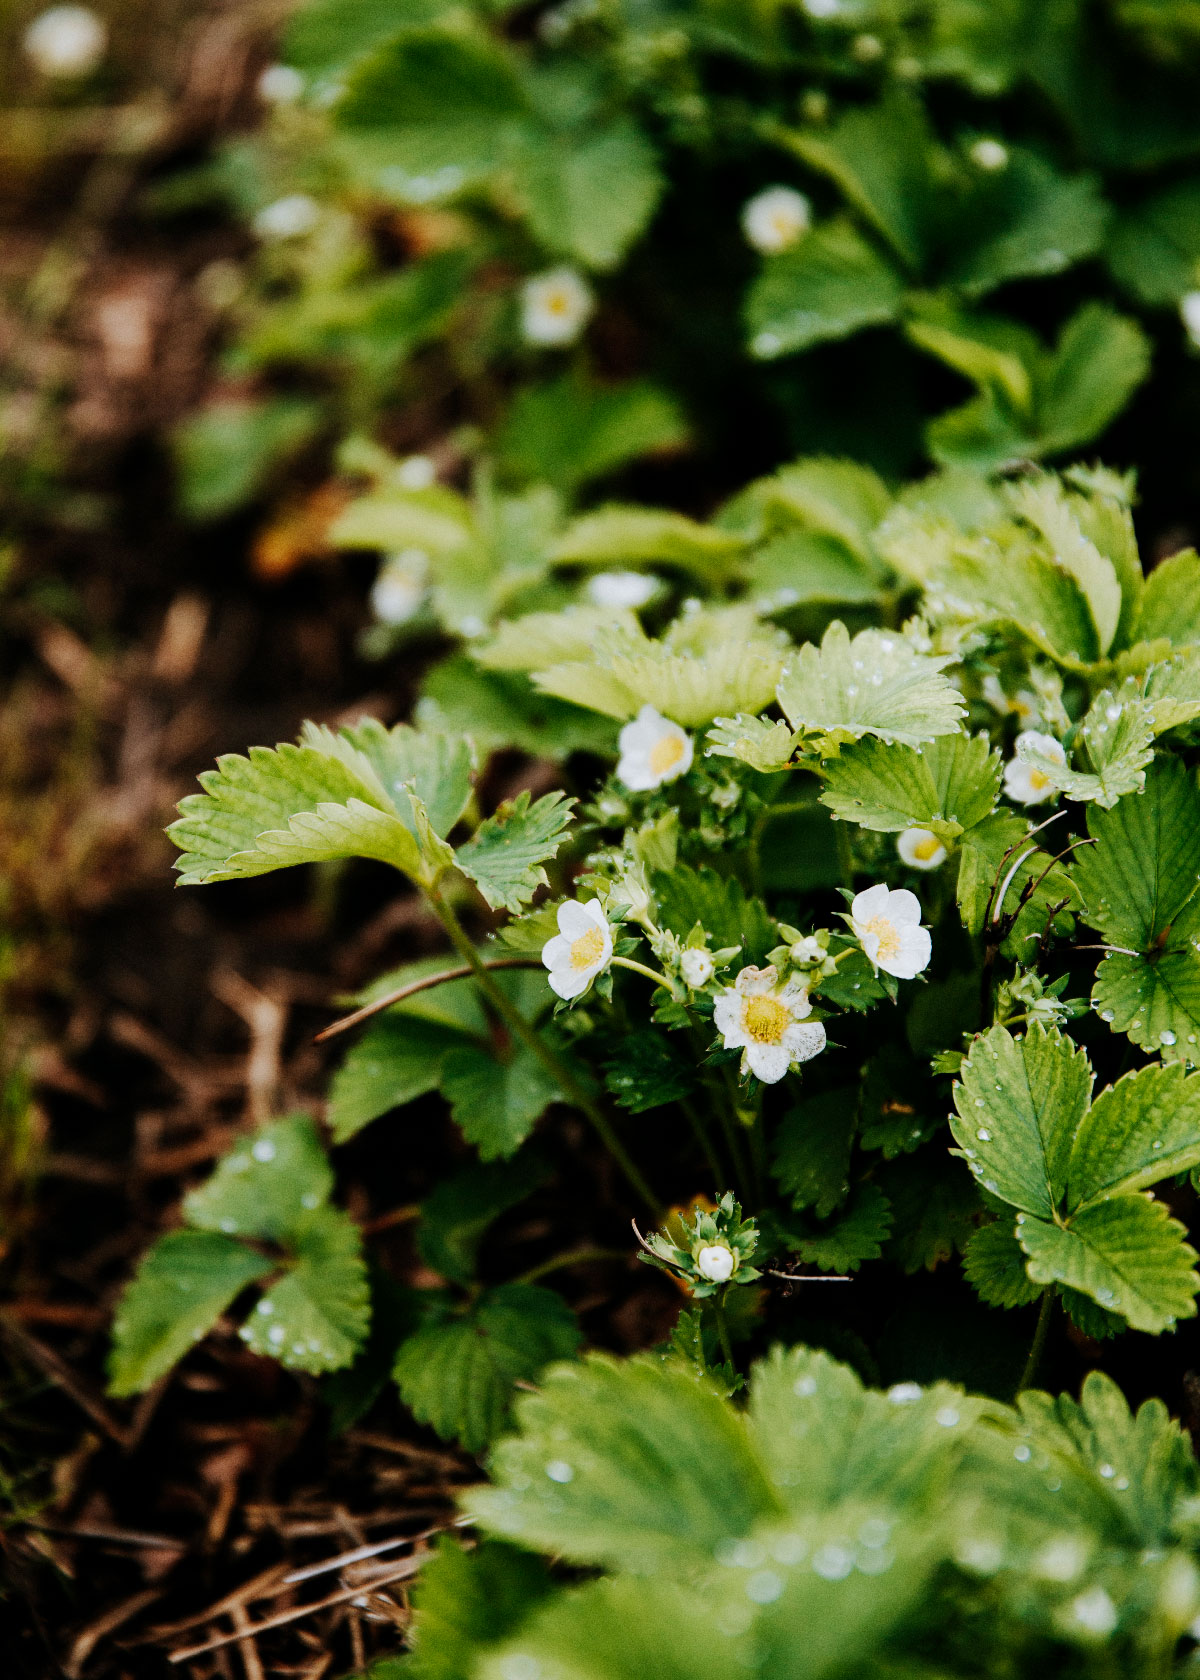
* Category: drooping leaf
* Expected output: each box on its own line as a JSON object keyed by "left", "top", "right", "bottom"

{"left": 184, "top": 1113, "right": 333, "bottom": 1243}
{"left": 240, "top": 1205, "right": 371, "bottom": 1374}
{"left": 456, "top": 791, "right": 576, "bottom": 913}
{"left": 1011, "top": 477, "right": 1123, "bottom": 657}
{"left": 1017, "top": 1195, "right": 1199, "bottom": 1335}
{"left": 819, "top": 731, "right": 1000, "bottom": 838}
{"left": 777, "top": 622, "right": 965, "bottom": 749}
{"left": 549, "top": 507, "right": 746, "bottom": 584}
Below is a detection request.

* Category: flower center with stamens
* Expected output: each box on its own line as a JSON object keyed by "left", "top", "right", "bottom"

{"left": 570, "top": 926, "right": 606, "bottom": 969}
{"left": 1028, "top": 768, "right": 1049, "bottom": 791}
{"left": 546, "top": 291, "right": 569, "bottom": 315}
{"left": 742, "top": 994, "right": 791, "bottom": 1043}
{"left": 648, "top": 735, "right": 685, "bottom": 776}
{"left": 863, "top": 915, "right": 901, "bottom": 961}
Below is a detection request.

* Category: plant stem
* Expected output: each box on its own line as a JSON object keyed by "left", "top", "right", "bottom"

{"left": 680, "top": 1097, "right": 729, "bottom": 1191}
{"left": 1016, "top": 1290, "right": 1054, "bottom": 1396}
{"left": 714, "top": 1289, "right": 735, "bottom": 1370}
{"left": 611, "top": 955, "right": 678, "bottom": 993}
{"left": 426, "top": 886, "right": 662, "bottom": 1218}
{"left": 315, "top": 957, "right": 543, "bottom": 1042}
{"left": 516, "top": 1246, "right": 630, "bottom": 1286}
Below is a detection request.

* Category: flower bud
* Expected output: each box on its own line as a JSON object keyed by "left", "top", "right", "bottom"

{"left": 696, "top": 1244, "right": 735, "bottom": 1283}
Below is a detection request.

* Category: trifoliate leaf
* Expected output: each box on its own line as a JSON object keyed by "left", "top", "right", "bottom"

{"left": 108, "top": 1231, "right": 272, "bottom": 1396}
{"left": 497, "top": 374, "right": 687, "bottom": 494}
{"left": 241, "top": 1205, "right": 370, "bottom": 1373}
{"left": 327, "top": 1016, "right": 474, "bottom": 1143}
{"left": 603, "top": 1029, "right": 694, "bottom": 1113}
{"left": 550, "top": 507, "right": 746, "bottom": 585}
{"left": 440, "top": 1039, "right": 564, "bottom": 1160}
{"left": 403, "top": 1537, "right": 554, "bottom": 1680}
{"left": 394, "top": 1283, "right": 580, "bottom": 1455}
{"left": 1137, "top": 550, "right": 1200, "bottom": 648}
{"left": 418, "top": 1156, "right": 550, "bottom": 1288}
{"left": 1021, "top": 682, "right": 1155, "bottom": 807}
{"left": 745, "top": 219, "right": 907, "bottom": 359}
{"left": 882, "top": 1155, "right": 980, "bottom": 1274}
{"left": 792, "top": 1185, "right": 893, "bottom": 1273}
{"left": 467, "top": 1354, "right": 780, "bottom": 1569}
{"left": 1068, "top": 1063, "right": 1200, "bottom": 1211}
{"left": 951, "top": 1025, "right": 1092, "bottom": 1218}
{"left": 169, "top": 738, "right": 453, "bottom": 887}
{"left": 771, "top": 1088, "right": 857, "bottom": 1219}
{"left": 184, "top": 1113, "right": 332, "bottom": 1242}
{"left": 777, "top": 622, "right": 965, "bottom": 749}
{"left": 1011, "top": 478, "right": 1123, "bottom": 656}
{"left": 963, "top": 1220, "right": 1042, "bottom": 1309}
{"left": 1017, "top": 1195, "right": 1198, "bottom": 1335}
{"left": 455, "top": 790, "right": 576, "bottom": 913}
{"left": 706, "top": 715, "right": 798, "bottom": 773}
{"left": 819, "top": 731, "right": 1000, "bottom": 838}
{"left": 301, "top": 719, "right": 474, "bottom": 840}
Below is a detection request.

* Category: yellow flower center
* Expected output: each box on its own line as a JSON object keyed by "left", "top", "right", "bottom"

{"left": 545, "top": 290, "right": 569, "bottom": 315}
{"left": 570, "top": 926, "right": 606, "bottom": 970}
{"left": 742, "top": 994, "right": 791, "bottom": 1044}
{"left": 648, "top": 733, "right": 685, "bottom": 776}
{"left": 912, "top": 833, "right": 942, "bottom": 861}
{"left": 1028, "top": 767, "right": 1049, "bottom": 791}
{"left": 863, "top": 915, "right": 901, "bottom": 961}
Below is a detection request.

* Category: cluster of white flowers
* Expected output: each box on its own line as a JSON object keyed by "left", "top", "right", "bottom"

{"left": 848, "top": 886, "right": 932, "bottom": 980}
{"left": 742, "top": 186, "right": 811, "bottom": 254}
{"left": 254, "top": 193, "right": 321, "bottom": 241}
{"left": 24, "top": 4, "right": 106, "bottom": 76}
{"left": 541, "top": 899, "right": 613, "bottom": 999}
{"left": 1003, "top": 729, "right": 1066, "bottom": 805}
{"left": 616, "top": 705, "right": 693, "bottom": 791}
{"left": 714, "top": 965, "right": 826, "bottom": 1084}
{"left": 521, "top": 268, "right": 594, "bottom": 345}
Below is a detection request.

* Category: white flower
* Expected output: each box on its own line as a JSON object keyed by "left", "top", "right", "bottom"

{"left": 969, "top": 138, "right": 1009, "bottom": 171}
{"left": 742, "top": 186, "right": 812, "bottom": 255}
{"left": 396, "top": 454, "right": 436, "bottom": 490}
{"left": 713, "top": 965, "right": 826, "bottom": 1084}
{"left": 541, "top": 899, "right": 613, "bottom": 999}
{"left": 586, "top": 570, "right": 658, "bottom": 610}
{"left": 982, "top": 674, "right": 1038, "bottom": 724}
{"left": 258, "top": 63, "right": 305, "bottom": 105}
{"left": 617, "top": 706, "right": 694, "bottom": 791}
{"left": 897, "top": 827, "right": 947, "bottom": 871}
{"left": 696, "top": 1243, "right": 735, "bottom": 1283}
{"left": 371, "top": 549, "right": 429, "bottom": 626}
{"left": 849, "top": 885, "right": 931, "bottom": 979}
{"left": 254, "top": 193, "right": 320, "bottom": 240}
{"left": 1004, "top": 730, "right": 1066, "bottom": 805}
{"left": 680, "top": 947, "right": 715, "bottom": 989}
{"left": 789, "top": 935, "right": 824, "bottom": 966}
{"left": 521, "top": 267, "right": 594, "bottom": 346}
{"left": 24, "top": 5, "right": 105, "bottom": 75}
{"left": 1182, "top": 291, "right": 1200, "bottom": 348}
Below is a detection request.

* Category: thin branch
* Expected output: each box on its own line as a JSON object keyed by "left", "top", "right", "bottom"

{"left": 314, "top": 959, "right": 543, "bottom": 1043}
{"left": 282, "top": 1517, "right": 471, "bottom": 1587}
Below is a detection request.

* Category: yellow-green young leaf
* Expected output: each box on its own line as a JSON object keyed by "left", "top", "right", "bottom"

{"left": 329, "top": 484, "right": 475, "bottom": 554}
{"left": 301, "top": 719, "right": 474, "bottom": 839}
{"left": 1020, "top": 684, "right": 1155, "bottom": 808}
{"left": 327, "top": 1016, "right": 475, "bottom": 1143}
{"left": 550, "top": 506, "right": 747, "bottom": 585}
{"left": 455, "top": 790, "right": 575, "bottom": 913}
{"left": 497, "top": 374, "right": 687, "bottom": 494}
{"left": 706, "top": 714, "right": 798, "bottom": 773}
{"left": 1017, "top": 1195, "right": 1198, "bottom": 1335}
{"left": 777, "top": 622, "right": 966, "bottom": 748}
{"left": 926, "top": 537, "right": 1100, "bottom": 668}
{"left": 184, "top": 1113, "right": 332, "bottom": 1242}
{"left": 962, "top": 1220, "right": 1042, "bottom": 1309}
{"left": 476, "top": 607, "right": 640, "bottom": 673}
{"left": 395, "top": 1284, "right": 580, "bottom": 1455}
{"left": 748, "top": 530, "right": 885, "bottom": 611}
{"left": 440, "top": 1039, "right": 563, "bottom": 1160}
{"left": 108, "top": 1231, "right": 272, "bottom": 1396}
{"left": 1068, "top": 1063, "right": 1200, "bottom": 1212}
{"left": 745, "top": 218, "right": 906, "bottom": 360}
{"left": 723, "top": 456, "right": 893, "bottom": 556}
{"left": 1144, "top": 650, "right": 1200, "bottom": 732}
{"left": 240, "top": 1205, "right": 370, "bottom": 1374}
{"left": 819, "top": 731, "right": 1000, "bottom": 837}
{"left": 467, "top": 1353, "right": 781, "bottom": 1569}
{"left": 1137, "top": 550, "right": 1200, "bottom": 648}
{"left": 905, "top": 299, "right": 1038, "bottom": 413}
{"left": 950, "top": 1025, "right": 1093, "bottom": 1218}
{"left": 1011, "top": 478, "right": 1123, "bottom": 656}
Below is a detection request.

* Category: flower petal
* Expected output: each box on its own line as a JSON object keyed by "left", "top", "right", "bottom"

{"left": 745, "top": 1043, "right": 792, "bottom": 1083}
{"left": 886, "top": 888, "right": 923, "bottom": 926}
{"left": 542, "top": 934, "right": 572, "bottom": 971}
{"left": 782, "top": 1021, "right": 827, "bottom": 1062}
{"left": 850, "top": 883, "right": 890, "bottom": 924}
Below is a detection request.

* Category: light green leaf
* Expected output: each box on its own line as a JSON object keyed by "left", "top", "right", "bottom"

{"left": 962, "top": 1219, "right": 1043, "bottom": 1309}
{"left": 456, "top": 790, "right": 575, "bottom": 913}
{"left": 184, "top": 1113, "right": 332, "bottom": 1242}
{"left": 1107, "top": 179, "right": 1200, "bottom": 306}
{"left": 1137, "top": 550, "right": 1200, "bottom": 648}
{"left": 497, "top": 374, "right": 686, "bottom": 493}
{"left": 327, "top": 1016, "right": 472, "bottom": 1143}
{"left": 905, "top": 300, "right": 1037, "bottom": 413}
{"left": 330, "top": 485, "right": 475, "bottom": 554}
{"left": 793, "top": 1185, "right": 893, "bottom": 1273}
{"left": 725, "top": 456, "right": 893, "bottom": 559}
{"left": 1068, "top": 1063, "right": 1200, "bottom": 1211}
{"left": 1145, "top": 650, "right": 1200, "bottom": 731}
{"left": 478, "top": 608, "right": 639, "bottom": 674}
{"left": 1018, "top": 1195, "right": 1199, "bottom": 1335}
{"left": 108, "top": 1231, "right": 272, "bottom": 1396}
{"left": 241, "top": 1205, "right": 370, "bottom": 1373}
{"left": 950, "top": 1025, "right": 1092, "bottom": 1218}
{"left": 420, "top": 657, "right": 618, "bottom": 761}
{"left": 819, "top": 731, "right": 1000, "bottom": 838}
{"left": 1011, "top": 478, "right": 1123, "bottom": 656}
{"left": 508, "top": 114, "right": 662, "bottom": 270}
{"left": 418, "top": 1156, "right": 550, "bottom": 1287}
{"left": 1037, "top": 304, "right": 1151, "bottom": 458}
{"left": 705, "top": 714, "right": 798, "bottom": 773}
{"left": 173, "top": 397, "right": 321, "bottom": 521}
{"left": 777, "top": 621, "right": 966, "bottom": 748}
{"left": 928, "top": 535, "right": 1100, "bottom": 667}
{"left": 745, "top": 219, "right": 906, "bottom": 359}
{"left": 302, "top": 719, "right": 474, "bottom": 839}
{"left": 550, "top": 506, "right": 747, "bottom": 584}
{"left": 394, "top": 1284, "right": 580, "bottom": 1455}
{"left": 771, "top": 1088, "right": 857, "bottom": 1219}
{"left": 748, "top": 531, "right": 885, "bottom": 611}
{"left": 1021, "top": 684, "right": 1156, "bottom": 808}
{"left": 441, "top": 1040, "right": 563, "bottom": 1160}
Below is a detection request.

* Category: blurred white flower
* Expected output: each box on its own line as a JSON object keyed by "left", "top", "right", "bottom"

{"left": 396, "top": 454, "right": 436, "bottom": 490}
{"left": 370, "top": 549, "right": 429, "bottom": 626}
{"left": 714, "top": 964, "right": 825, "bottom": 1084}
{"left": 680, "top": 947, "right": 715, "bottom": 989}
{"left": 696, "top": 1243, "right": 735, "bottom": 1282}
{"left": 542, "top": 899, "right": 613, "bottom": 999}
{"left": 617, "top": 705, "right": 693, "bottom": 791}
{"left": 897, "top": 827, "right": 947, "bottom": 871}
{"left": 254, "top": 193, "right": 320, "bottom": 241}
{"left": 521, "top": 267, "right": 594, "bottom": 346}
{"left": 586, "top": 570, "right": 658, "bottom": 610}
{"left": 850, "top": 885, "right": 931, "bottom": 979}
{"left": 970, "top": 138, "right": 1009, "bottom": 171}
{"left": 1181, "top": 291, "right": 1200, "bottom": 348}
{"left": 258, "top": 63, "right": 305, "bottom": 105}
{"left": 24, "top": 5, "right": 106, "bottom": 76}
{"left": 1004, "top": 730, "right": 1066, "bottom": 805}
{"left": 852, "top": 32, "right": 884, "bottom": 61}
{"left": 802, "top": 0, "right": 840, "bottom": 16}
{"left": 742, "top": 186, "right": 811, "bottom": 255}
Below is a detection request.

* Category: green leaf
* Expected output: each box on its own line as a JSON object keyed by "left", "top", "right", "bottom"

{"left": 883, "top": 1155, "right": 980, "bottom": 1274}
{"left": 652, "top": 865, "right": 774, "bottom": 966}
{"left": 508, "top": 114, "right": 662, "bottom": 270}
{"left": 467, "top": 1353, "right": 781, "bottom": 1569}
{"left": 1021, "top": 683, "right": 1155, "bottom": 807}
{"left": 745, "top": 219, "right": 906, "bottom": 360}
{"left": 241, "top": 1205, "right": 370, "bottom": 1373}
{"left": 792, "top": 1185, "right": 893, "bottom": 1273}
{"left": 771, "top": 1088, "right": 857, "bottom": 1219}
{"left": 281, "top": 0, "right": 451, "bottom": 74}
{"left": 331, "top": 484, "right": 475, "bottom": 556}
{"left": 705, "top": 715, "right": 798, "bottom": 773}
{"left": 1137, "top": 550, "right": 1200, "bottom": 648}
{"left": 1012, "top": 478, "right": 1123, "bottom": 657}
{"left": 944, "top": 151, "right": 1108, "bottom": 298}
{"left": 550, "top": 507, "right": 746, "bottom": 584}
{"left": 352, "top": 955, "right": 489, "bottom": 1036}
{"left": 108, "top": 1231, "right": 272, "bottom": 1396}
{"left": 950, "top": 1025, "right": 1092, "bottom": 1218}
{"left": 303, "top": 719, "right": 474, "bottom": 840}
{"left": 327, "top": 1016, "right": 472, "bottom": 1143}
{"left": 955, "top": 811, "right": 1080, "bottom": 957}
{"left": 497, "top": 374, "right": 687, "bottom": 494}
{"left": 748, "top": 530, "right": 885, "bottom": 610}
{"left": 1107, "top": 179, "right": 1200, "bottom": 306}
{"left": 777, "top": 621, "right": 966, "bottom": 749}
{"left": 1036, "top": 304, "right": 1151, "bottom": 458}
{"left": 1091, "top": 949, "right": 1200, "bottom": 1066}
{"left": 1068, "top": 1063, "right": 1200, "bottom": 1211}
{"left": 456, "top": 790, "right": 575, "bottom": 913}
{"left": 1018, "top": 1195, "right": 1199, "bottom": 1335}
{"left": 905, "top": 299, "right": 1038, "bottom": 413}
{"left": 418, "top": 1156, "right": 550, "bottom": 1287}
{"left": 183, "top": 1113, "right": 332, "bottom": 1242}
{"left": 603, "top": 1030, "right": 694, "bottom": 1114}
{"left": 478, "top": 607, "right": 639, "bottom": 674}
{"left": 404, "top": 1537, "right": 553, "bottom": 1680}
{"left": 394, "top": 1283, "right": 580, "bottom": 1455}
{"left": 441, "top": 1039, "right": 563, "bottom": 1160}
{"left": 963, "top": 1220, "right": 1042, "bottom": 1309}
{"left": 1144, "top": 650, "right": 1200, "bottom": 731}
{"left": 173, "top": 397, "right": 321, "bottom": 521}
{"left": 419, "top": 658, "right": 618, "bottom": 761}
{"left": 819, "top": 731, "right": 999, "bottom": 838}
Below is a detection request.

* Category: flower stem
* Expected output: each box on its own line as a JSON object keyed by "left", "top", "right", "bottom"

{"left": 680, "top": 1097, "right": 729, "bottom": 1190}
{"left": 426, "top": 886, "right": 662, "bottom": 1218}
{"left": 516, "top": 1246, "right": 630, "bottom": 1286}
{"left": 714, "top": 1289, "right": 735, "bottom": 1370}
{"left": 1016, "top": 1289, "right": 1054, "bottom": 1396}
{"left": 611, "top": 955, "right": 678, "bottom": 994}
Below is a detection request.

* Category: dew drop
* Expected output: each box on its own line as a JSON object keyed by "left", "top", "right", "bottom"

{"left": 976, "top": 1128, "right": 991, "bottom": 1141}
{"left": 545, "top": 1460, "right": 574, "bottom": 1483}
{"left": 1161, "top": 1029, "right": 1178, "bottom": 1046}
{"left": 1014, "top": 1444, "right": 1032, "bottom": 1462}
